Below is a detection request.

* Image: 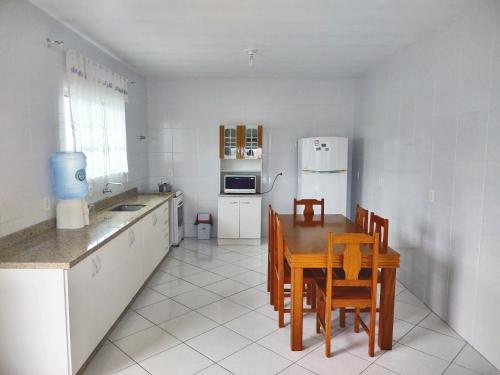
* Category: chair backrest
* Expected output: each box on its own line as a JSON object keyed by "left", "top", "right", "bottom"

{"left": 326, "top": 232, "right": 379, "bottom": 295}
{"left": 293, "top": 214, "right": 325, "bottom": 227}
{"left": 355, "top": 204, "right": 369, "bottom": 233}
{"left": 275, "top": 213, "right": 285, "bottom": 279}
{"left": 369, "top": 212, "right": 389, "bottom": 251}
{"left": 294, "top": 198, "right": 325, "bottom": 217}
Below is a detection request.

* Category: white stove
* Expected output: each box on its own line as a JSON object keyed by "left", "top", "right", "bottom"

{"left": 171, "top": 190, "right": 184, "bottom": 246}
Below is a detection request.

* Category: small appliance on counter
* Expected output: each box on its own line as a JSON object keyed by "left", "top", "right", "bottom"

{"left": 51, "top": 152, "right": 89, "bottom": 229}
{"left": 158, "top": 178, "right": 171, "bottom": 193}
{"left": 223, "top": 175, "right": 257, "bottom": 194}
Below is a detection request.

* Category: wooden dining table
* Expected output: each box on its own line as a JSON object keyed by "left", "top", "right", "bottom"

{"left": 281, "top": 213, "right": 400, "bottom": 351}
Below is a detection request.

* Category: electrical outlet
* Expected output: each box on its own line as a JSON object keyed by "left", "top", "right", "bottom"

{"left": 428, "top": 189, "right": 435, "bottom": 203}
{"left": 43, "top": 197, "right": 51, "bottom": 211}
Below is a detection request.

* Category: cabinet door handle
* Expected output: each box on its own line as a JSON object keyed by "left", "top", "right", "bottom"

{"left": 96, "top": 255, "right": 102, "bottom": 273}
{"left": 229, "top": 201, "right": 238, "bottom": 204}
{"left": 91, "top": 257, "right": 97, "bottom": 278}
{"left": 153, "top": 214, "right": 158, "bottom": 226}
{"left": 241, "top": 201, "right": 251, "bottom": 204}
{"left": 129, "top": 229, "right": 135, "bottom": 246}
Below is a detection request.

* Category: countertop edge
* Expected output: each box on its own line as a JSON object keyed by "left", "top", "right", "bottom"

{"left": 66, "top": 193, "right": 173, "bottom": 270}
{"left": 0, "top": 193, "right": 174, "bottom": 271}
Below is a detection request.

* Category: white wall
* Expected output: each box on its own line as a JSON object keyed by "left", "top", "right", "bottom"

{"left": 352, "top": 0, "right": 500, "bottom": 368}
{"left": 0, "top": 0, "right": 148, "bottom": 236}
{"left": 147, "top": 78, "right": 357, "bottom": 236}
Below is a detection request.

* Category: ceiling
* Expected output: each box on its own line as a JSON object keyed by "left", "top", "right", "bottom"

{"left": 30, "top": 0, "right": 472, "bottom": 78}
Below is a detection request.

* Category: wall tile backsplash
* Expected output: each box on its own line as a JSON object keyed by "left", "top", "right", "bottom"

{"left": 3, "top": 0, "right": 499, "bottom": 370}
{"left": 352, "top": 0, "right": 500, "bottom": 368}
{"left": 0, "top": 0, "right": 148, "bottom": 236}
{"left": 146, "top": 79, "right": 357, "bottom": 236}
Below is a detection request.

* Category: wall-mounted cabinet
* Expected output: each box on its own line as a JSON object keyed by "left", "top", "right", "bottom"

{"left": 219, "top": 124, "right": 263, "bottom": 160}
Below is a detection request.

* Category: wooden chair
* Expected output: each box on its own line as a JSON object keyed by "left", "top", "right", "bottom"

{"left": 355, "top": 204, "right": 369, "bottom": 233}
{"left": 369, "top": 212, "right": 389, "bottom": 252}
{"left": 274, "top": 213, "right": 319, "bottom": 327}
{"left": 340, "top": 212, "right": 388, "bottom": 327}
{"left": 315, "top": 232, "right": 380, "bottom": 357}
{"left": 294, "top": 198, "right": 325, "bottom": 217}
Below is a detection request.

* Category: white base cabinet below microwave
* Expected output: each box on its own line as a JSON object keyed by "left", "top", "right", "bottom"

{"left": 217, "top": 196, "right": 261, "bottom": 245}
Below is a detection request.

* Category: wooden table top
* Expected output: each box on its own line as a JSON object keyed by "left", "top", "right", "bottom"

{"left": 280, "top": 214, "right": 400, "bottom": 268}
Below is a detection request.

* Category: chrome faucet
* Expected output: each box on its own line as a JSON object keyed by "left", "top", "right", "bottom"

{"left": 102, "top": 182, "right": 123, "bottom": 194}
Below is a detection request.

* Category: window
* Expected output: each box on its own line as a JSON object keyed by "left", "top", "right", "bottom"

{"left": 63, "top": 50, "right": 129, "bottom": 180}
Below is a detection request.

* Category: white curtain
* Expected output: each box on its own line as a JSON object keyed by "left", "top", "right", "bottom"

{"left": 65, "top": 50, "right": 128, "bottom": 180}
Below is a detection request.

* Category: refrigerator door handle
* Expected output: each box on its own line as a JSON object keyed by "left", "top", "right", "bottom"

{"left": 302, "top": 169, "right": 348, "bottom": 174}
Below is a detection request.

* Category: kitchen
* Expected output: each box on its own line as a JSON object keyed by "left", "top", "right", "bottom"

{"left": 0, "top": 1, "right": 500, "bottom": 375}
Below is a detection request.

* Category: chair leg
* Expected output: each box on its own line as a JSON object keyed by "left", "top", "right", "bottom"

{"left": 368, "top": 307, "right": 376, "bottom": 357}
{"left": 278, "top": 279, "right": 285, "bottom": 328}
{"left": 311, "top": 283, "right": 316, "bottom": 310}
{"left": 273, "top": 272, "right": 278, "bottom": 311}
{"left": 316, "top": 292, "right": 321, "bottom": 334}
{"left": 306, "top": 282, "right": 312, "bottom": 306}
{"left": 269, "top": 266, "right": 275, "bottom": 306}
{"left": 354, "top": 308, "right": 360, "bottom": 333}
{"left": 339, "top": 308, "right": 346, "bottom": 327}
{"left": 325, "top": 305, "right": 332, "bottom": 357}
{"left": 267, "top": 260, "right": 270, "bottom": 292}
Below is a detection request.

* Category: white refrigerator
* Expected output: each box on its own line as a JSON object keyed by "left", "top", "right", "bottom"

{"left": 297, "top": 137, "right": 348, "bottom": 215}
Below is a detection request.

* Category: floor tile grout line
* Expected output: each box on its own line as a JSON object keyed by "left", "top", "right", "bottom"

{"left": 107, "top": 340, "right": 153, "bottom": 375}
{"left": 439, "top": 342, "right": 469, "bottom": 375}
{"left": 154, "top": 278, "right": 319, "bottom": 368}
{"left": 384, "top": 309, "right": 472, "bottom": 367}
{"left": 394, "top": 340, "right": 459, "bottom": 365}
{"left": 363, "top": 361, "right": 404, "bottom": 375}
{"left": 102, "top": 242, "right": 464, "bottom": 375}
{"left": 369, "top": 310, "right": 432, "bottom": 367}
{"left": 413, "top": 323, "right": 467, "bottom": 341}
{"left": 277, "top": 362, "right": 320, "bottom": 375}
{"left": 107, "top": 244, "right": 279, "bottom": 372}
{"left": 177, "top": 243, "right": 430, "bottom": 371}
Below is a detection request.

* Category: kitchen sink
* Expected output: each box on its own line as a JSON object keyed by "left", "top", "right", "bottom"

{"left": 109, "top": 204, "right": 146, "bottom": 212}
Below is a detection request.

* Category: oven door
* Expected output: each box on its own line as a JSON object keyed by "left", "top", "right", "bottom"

{"left": 176, "top": 200, "right": 184, "bottom": 242}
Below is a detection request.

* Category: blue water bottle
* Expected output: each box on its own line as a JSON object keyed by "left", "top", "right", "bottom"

{"left": 50, "top": 152, "right": 89, "bottom": 199}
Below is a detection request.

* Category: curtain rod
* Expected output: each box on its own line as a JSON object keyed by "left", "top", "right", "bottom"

{"left": 46, "top": 37, "right": 136, "bottom": 84}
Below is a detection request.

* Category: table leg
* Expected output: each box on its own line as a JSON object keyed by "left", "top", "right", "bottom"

{"left": 290, "top": 266, "right": 303, "bottom": 351}
{"left": 378, "top": 268, "right": 396, "bottom": 349}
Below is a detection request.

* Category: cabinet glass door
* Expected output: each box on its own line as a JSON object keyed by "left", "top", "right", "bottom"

{"left": 244, "top": 126, "right": 259, "bottom": 159}
{"left": 224, "top": 126, "right": 237, "bottom": 159}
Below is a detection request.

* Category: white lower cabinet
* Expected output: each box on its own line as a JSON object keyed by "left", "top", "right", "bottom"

{"left": 239, "top": 198, "right": 261, "bottom": 238}
{"left": 67, "top": 253, "right": 102, "bottom": 373}
{"left": 67, "top": 203, "right": 170, "bottom": 374}
{"left": 217, "top": 196, "right": 261, "bottom": 239}
{"left": 0, "top": 200, "right": 172, "bottom": 375}
{"left": 218, "top": 197, "right": 240, "bottom": 238}
{"left": 143, "top": 204, "right": 169, "bottom": 278}
{"left": 68, "top": 221, "right": 145, "bottom": 373}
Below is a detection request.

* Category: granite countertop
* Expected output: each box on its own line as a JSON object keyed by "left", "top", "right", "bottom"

{"left": 218, "top": 194, "right": 262, "bottom": 197}
{"left": 0, "top": 193, "right": 174, "bottom": 270}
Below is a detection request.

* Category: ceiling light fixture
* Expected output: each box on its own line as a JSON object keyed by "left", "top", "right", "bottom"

{"left": 244, "top": 48, "right": 258, "bottom": 68}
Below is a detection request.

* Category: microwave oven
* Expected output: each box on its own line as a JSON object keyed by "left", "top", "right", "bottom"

{"left": 224, "top": 175, "right": 257, "bottom": 194}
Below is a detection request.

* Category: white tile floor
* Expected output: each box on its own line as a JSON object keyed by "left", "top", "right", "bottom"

{"left": 83, "top": 238, "right": 500, "bottom": 375}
